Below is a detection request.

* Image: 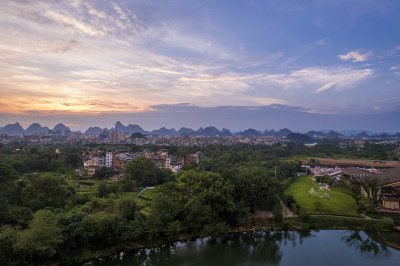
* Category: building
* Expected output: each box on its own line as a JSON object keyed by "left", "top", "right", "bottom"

{"left": 105, "top": 152, "right": 113, "bottom": 167}
{"left": 113, "top": 152, "right": 136, "bottom": 168}
{"left": 160, "top": 149, "right": 168, "bottom": 158}
{"left": 341, "top": 167, "right": 374, "bottom": 181}
{"left": 170, "top": 162, "right": 183, "bottom": 173}
{"left": 86, "top": 149, "right": 184, "bottom": 175}
{"left": 375, "top": 168, "right": 400, "bottom": 212}
{"left": 186, "top": 153, "right": 199, "bottom": 164}
{"left": 83, "top": 149, "right": 114, "bottom": 177}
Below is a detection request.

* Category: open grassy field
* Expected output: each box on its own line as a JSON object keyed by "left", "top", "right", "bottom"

{"left": 285, "top": 176, "right": 360, "bottom": 217}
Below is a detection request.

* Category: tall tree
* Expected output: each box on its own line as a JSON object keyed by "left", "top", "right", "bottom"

{"left": 238, "top": 166, "right": 281, "bottom": 212}
{"left": 13, "top": 210, "right": 63, "bottom": 260}
{"left": 178, "top": 170, "right": 236, "bottom": 224}
{"left": 21, "top": 175, "right": 68, "bottom": 210}
{"left": 123, "top": 157, "right": 163, "bottom": 188}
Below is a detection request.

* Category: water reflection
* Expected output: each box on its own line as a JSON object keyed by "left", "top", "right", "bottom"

{"left": 341, "top": 231, "right": 391, "bottom": 259}
{"left": 97, "top": 231, "right": 314, "bottom": 266}
{"left": 96, "top": 230, "right": 400, "bottom": 266}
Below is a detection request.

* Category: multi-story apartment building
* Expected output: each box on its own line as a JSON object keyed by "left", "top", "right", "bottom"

{"left": 105, "top": 151, "right": 113, "bottom": 167}
{"left": 83, "top": 149, "right": 113, "bottom": 177}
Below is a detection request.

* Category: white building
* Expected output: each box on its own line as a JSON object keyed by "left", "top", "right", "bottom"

{"left": 170, "top": 162, "right": 182, "bottom": 173}
{"left": 83, "top": 149, "right": 113, "bottom": 177}
{"left": 105, "top": 151, "right": 113, "bottom": 167}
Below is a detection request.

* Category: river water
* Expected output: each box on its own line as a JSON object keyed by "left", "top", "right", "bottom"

{"left": 95, "top": 230, "right": 400, "bottom": 266}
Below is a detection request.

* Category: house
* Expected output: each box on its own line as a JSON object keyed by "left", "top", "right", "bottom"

{"left": 170, "top": 162, "right": 183, "bottom": 173}
{"left": 341, "top": 167, "right": 373, "bottom": 181}
{"left": 113, "top": 152, "right": 136, "bottom": 168}
{"left": 186, "top": 153, "right": 199, "bottom": 164}
{"left": 360, "top": 168, "right": 400, "bottom": 213}
{"left": 83, "top": 149, "right": 114, "bottom": 176}
{"left": 376, "top": 168, "right": 400, "bottom": 212}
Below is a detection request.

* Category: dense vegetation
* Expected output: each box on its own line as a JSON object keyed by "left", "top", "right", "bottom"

{"left": 0, "top": 141, "right": 397, "bottom": 265}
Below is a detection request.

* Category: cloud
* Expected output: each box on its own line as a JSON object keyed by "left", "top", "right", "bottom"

{"left": 262, "top": 66, "right": 373, "bottom": 93}
{"left": 338, "top": 51, "right": 373, "bottom": 62}
{"left": 0, "top": 0, "right": 396, "bottom": 118}
{"left": 316, "top": 38, "right": 327, "bottom": 46}
{"left": 79, "top": 79, "right": 119, "bottom": 85}
{"left": 42, "top": 10, "right": 107, "bottom": 37}
{"left": 316, "top": 82, "right": 335, "bottom": 93}
{"left": 389, "top": 65, "right": 400, "bottom": 76}
{"left": 242, "top": 97, "right": 287, "bottom": 106}
{"left": 35, "top": 39, "right": 80, "bottom": 54}
{"left": 64, "top": 123, "right": 80, "bottom": 127}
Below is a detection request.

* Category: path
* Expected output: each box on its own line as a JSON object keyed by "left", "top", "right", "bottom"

{"left": 278, "top": 197, "right": 296, "bottom": 218}
{"left": 138, "top": 186, "right": 156, "bottom": 197}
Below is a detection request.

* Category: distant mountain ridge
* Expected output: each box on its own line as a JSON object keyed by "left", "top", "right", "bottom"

{"left": 85, "top": 127, "right": 104, "bottom": 135}
{"left": 0, "top": 121, "right": 399, "bottom": 139}
{"left": 25, "top": 123, "right": 49, "bottom": 135}
{"left": 0, "top": 122, "right": 25, "bottom": 136}
{"left": 0, "top": 123, "right": 72, "bottom": 136}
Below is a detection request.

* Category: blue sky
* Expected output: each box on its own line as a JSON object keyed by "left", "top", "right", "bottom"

{"left": 0, "top": 0, "right": 399, "bottom": 131}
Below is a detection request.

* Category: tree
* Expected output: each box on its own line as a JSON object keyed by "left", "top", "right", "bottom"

{"left": 118, "top": 197, "right": 137, "bottom": 221}
{"left": 7, "top": 206, "right": 33, "bottom": 227}
{"left": 13, "top": 210, "right": 63, "bottom": 259}
{"left": 0, "top": 163, "right": 18, "bottom": 183}
{"left": 145, "top": 188, "right": 184, "bottom": 238}
{"left": 117, "top": 218, "right": 145, "bottom": 243}
{"left": 237, "top": 166, "right": 281, "bottom": 212}
{"left": 93, "top": 166, "right": 114, "bottom": 180}
{"left": 11, "top": 161, "right": 28, "bottom": 174}
{"left": 57, "top": 213, "right": 88, "bottom": 264}
{"left": 82, "top": 214, "right": 121, "bottom": 247}
{"left": 123, "top": 157, "right": 163, "bottom": 188}
{"left": 21, "top": 175, "right": 68, "bottom": 210}
{"left": 47, "top": 158, "right": 65, "bottom": 172}
{"left": 97, "top": 182, "right": 109, "bottom": 198}
{"left": 202, "top": 222, "right": 229, "bottom": 240}
{"left": 183, "top": 199, "right": 214, "bottom": 233}
{"left": 0, "top": 226, "right": 18, "bottom": 265}
{"left": 0, "top": 164, "right": 19, "bottom": 222}
{"left": 361, "top": 178, "right": 384, "bottom": 207}
{"left": 65, "top": 153, "right": 82, "bottom": 168}
{"left": 167, "top": 220, "right": 182, "bottom": 241}
{"left": 178, "top": 170, "right": 236, "bottom": 225}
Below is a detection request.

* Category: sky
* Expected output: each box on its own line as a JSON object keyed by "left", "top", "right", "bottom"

{"left": 0, "top": 0, "right": 399, "bottom": 132}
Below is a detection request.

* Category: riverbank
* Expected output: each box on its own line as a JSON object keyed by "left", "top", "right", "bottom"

{"left": 79, "top": 215, "right": 396, "bottom": 265}
{"left": 86, "top": 229, "right": 400, "bottom": 266}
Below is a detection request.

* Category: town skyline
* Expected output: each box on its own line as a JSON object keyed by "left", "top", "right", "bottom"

{"left": 1, "top": 117, "right": 399, "bottom": 136}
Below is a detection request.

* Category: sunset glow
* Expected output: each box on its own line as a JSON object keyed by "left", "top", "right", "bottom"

{"left": 0, "top": 0, "right": 399, "bottom": 131}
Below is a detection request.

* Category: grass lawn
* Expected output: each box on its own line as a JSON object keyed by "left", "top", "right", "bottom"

{"left": 285, "top": 176, "right": 360, "bottom": 217}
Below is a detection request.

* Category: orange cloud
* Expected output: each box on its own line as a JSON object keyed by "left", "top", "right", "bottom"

{"left": 64, "top": 123, "right": 80, "bottom": 127}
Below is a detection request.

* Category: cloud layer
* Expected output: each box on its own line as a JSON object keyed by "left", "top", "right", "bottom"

{"left": 0, "top": 0, "right": 399, "bottom": 125}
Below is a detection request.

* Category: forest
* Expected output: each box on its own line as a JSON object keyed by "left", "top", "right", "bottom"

{"left": 0, "top": 141, "right": 397, "bottom": 265}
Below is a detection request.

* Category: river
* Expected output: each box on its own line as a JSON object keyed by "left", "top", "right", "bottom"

{"left": 94, "top": 230, "right": 400, "bottom": 266}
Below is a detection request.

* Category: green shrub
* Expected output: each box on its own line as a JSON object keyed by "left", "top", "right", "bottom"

{"left": 310, "top": 215, "right": 394, "bottom": 231}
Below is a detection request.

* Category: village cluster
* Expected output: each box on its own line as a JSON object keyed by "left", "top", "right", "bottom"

{"left": 83, "top": 149, "right": 200, "bottom": 178}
